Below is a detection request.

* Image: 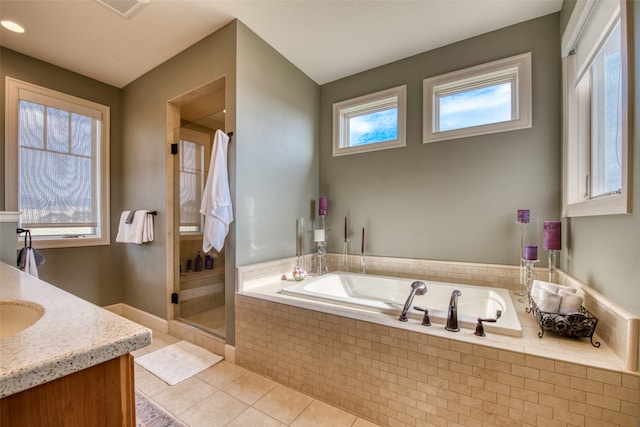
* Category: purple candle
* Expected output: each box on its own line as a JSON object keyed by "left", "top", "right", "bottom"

{"left": 543, "top": 221, "right": 561, "bottom": 250}
{"left": 361, "top": 227, "right": 365, "bottom": 255}
{"left": 517, "top": 209, "right": 530, "bottom": 223}
{"left": 319, "top": 197, "right": 328, "bottom": 216}
{"left": 524, "top": 245, "right": 537, "bottom": 260}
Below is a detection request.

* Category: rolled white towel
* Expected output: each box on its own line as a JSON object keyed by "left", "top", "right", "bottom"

{"left": 556, "top": 284, "right": 577, "bottom": 294}
{"left": 532, "top": 289, "right": 562, "bottom": 313}
{"left": 532, "top": 280, "right": 577, "bottom": 294}
{"left": 532, "top": 280, "right": 558, "bottom": 294}
{"left": 558, "top": 290, "right": 583, "bottom": 315}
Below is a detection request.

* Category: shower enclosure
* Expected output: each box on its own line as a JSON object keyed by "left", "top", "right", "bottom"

{"left": 169, "top": 78, "right": 227, "bottom": 339}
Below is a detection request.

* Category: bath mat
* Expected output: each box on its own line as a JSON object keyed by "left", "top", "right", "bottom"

{"left": 136, "top": 391, "right": 186, "bottom": 427}
{"left": 135, "top": 340, "right": 223, "bottom": 385}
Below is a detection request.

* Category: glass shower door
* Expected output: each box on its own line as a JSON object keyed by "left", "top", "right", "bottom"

{"left": 176, "top": 127, "right": 226, "bottom": 338}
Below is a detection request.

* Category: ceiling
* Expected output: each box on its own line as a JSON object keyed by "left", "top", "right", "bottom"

{"left": 0, "top": 0, "right": 563, "bottom": 89}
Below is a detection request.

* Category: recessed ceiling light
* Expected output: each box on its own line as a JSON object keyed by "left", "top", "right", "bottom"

{"left": 1, "top": 20, "right": 26, "bottom": 34}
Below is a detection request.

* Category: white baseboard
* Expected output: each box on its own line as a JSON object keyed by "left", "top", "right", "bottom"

{"left": 103, "top": 303, "right": 169, "bottom": 334}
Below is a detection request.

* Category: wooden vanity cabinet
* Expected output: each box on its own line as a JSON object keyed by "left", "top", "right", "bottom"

{"left": 0, "top": 354, "right": 135, "bottom": 426}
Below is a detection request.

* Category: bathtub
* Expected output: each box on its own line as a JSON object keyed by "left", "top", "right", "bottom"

{"left": 281, "top": 272, "right": 522, "bottom": 337}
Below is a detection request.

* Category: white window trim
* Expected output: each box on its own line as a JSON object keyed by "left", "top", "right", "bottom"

{"left": 562, "top": 0, "right": 631, "bottom": 217}
{"left": 4, "top": 77, "right": 111, "bottom": 248}
{"left": 332, "top": 85, "right": 406, "bottom": 157}
{"left": 423, "top": 52, "right": 532, "bottom": 143}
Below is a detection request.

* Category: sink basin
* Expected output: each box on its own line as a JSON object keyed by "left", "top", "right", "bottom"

{"left": 0, "top": 300, "right": 45, "bottom": 339}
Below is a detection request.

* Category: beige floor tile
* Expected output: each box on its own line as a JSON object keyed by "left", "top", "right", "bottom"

{"left": 178, "top": 390, "right": 248, "bottom": 427}
{"left": 196, "top": 360, "right": 248, "bottom": 388}
{"left": 222, "top": 371, "right": 278, "bottom": 405}
{"left": 135, "top": 366, "right": 171, "bottom": 397}
{"left": 152, "top": 376, "right": 217, "bottom": 415}
{"left": 353, "top": 417, "right": 380, "bottom": 427}
{"left": 291, "top": 400, "right": 357, "bottom": 427}
{"left": 253, "top": 384, "right": 314, "bottom": 424}
{"left": 226, "top": 407, "right": 287, "bottom": 427}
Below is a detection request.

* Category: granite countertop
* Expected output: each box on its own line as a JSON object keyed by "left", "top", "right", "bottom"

{"left": 0, "top": 262, "right": 152, "bottom": 398}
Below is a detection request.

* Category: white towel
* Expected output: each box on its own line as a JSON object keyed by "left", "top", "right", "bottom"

{"left": 200, "top": 130, "right": 233, "bottom": 253}
{"left": 116, "top": 210, "right": 154, "bottom": 244}
{"left": 558, "top": 290, "right": 583, "bottom": 315}
{"left": 532, "top": 279, "right": 577, "bottom": 294}
{"left": 21, "top": 248, "right": 39, "bottom": 278}
{"left": 532, "top": 289, "right": 562, "bottom": 313}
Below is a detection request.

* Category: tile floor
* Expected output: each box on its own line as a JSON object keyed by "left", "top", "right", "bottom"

{"left": 179, "top": 306, "right": 226, "bottom": 338}
{"left": 133, "top": 329, "right": 379, "bottom": 427}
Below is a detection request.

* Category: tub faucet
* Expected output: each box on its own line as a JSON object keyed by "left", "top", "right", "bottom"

{"left": 445, "top": 290, "right": 462, "bottom": 332}
{"left": 398, "top": 281, "right": 427, "bottom": 322}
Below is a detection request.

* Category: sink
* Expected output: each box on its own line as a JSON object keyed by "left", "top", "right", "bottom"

{"left": 0, "top": 300, "right": 45, "bottom": 339}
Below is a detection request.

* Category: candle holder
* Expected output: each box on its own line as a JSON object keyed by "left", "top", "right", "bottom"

{"left": 547, "top": 249, "right": 559, "bottom": 283}
{"left": 520, "top": 258, "right": 539, "bottom": 303}
{"left": 360, "top": 254, "right": 366, "bottom": 275}
{"left": 315, "top": 239, "right": 328, "bottom": 276}
{"left": 515, "top": 220, "right": 528, "bottom": 296}
{"left": 342, "top": 239, "right": 349, "bottom": 272}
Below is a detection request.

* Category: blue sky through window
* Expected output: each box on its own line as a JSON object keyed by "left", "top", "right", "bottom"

{"left": 439, "top": 82, "right": 512, "bottom": 132}
{"left": 349, "top": 108, "right": 398, "bottom": 146}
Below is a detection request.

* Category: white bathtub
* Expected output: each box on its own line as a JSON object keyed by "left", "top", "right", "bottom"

{"left": 281, "top": 272, "right": 522, "bottom": 337}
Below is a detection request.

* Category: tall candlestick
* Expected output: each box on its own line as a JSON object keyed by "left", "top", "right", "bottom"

{"left": 543, "top": 221, "right": 561, "bottom": 250}
{"left": 360, "top": 227, "right": 366, "bottom": 275}
{"left": 344, "top": 216, "right": 348, "bottom": 242}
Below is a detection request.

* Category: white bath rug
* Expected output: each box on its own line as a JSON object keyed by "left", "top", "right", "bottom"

{"left": 135, "top": 340, "right": 223, "bottom": 386}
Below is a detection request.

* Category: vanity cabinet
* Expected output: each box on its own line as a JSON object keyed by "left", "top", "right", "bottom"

{"left": 1, "top": 354, "right": 135, "bottom": 426}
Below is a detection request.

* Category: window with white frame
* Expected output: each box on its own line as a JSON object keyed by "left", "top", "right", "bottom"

{"left": 179, "top": 128, "right": 210, "bottom": 234}
{"left": 332, "top": 85, "right": 406, "bottom": 156}
{"left": 562, "top": 0, "right": 630, "bottom": 216}
{"left": 423, "top": 52, "right": 532, "bottom": 143}
{"left": 5, "top": 77, "right": 110, "bottom": 248}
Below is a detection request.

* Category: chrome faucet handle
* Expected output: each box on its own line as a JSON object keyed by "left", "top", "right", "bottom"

{"left": 413, "top": 306, "right": 431, "bottom": 326}
{"left": 474, "top": 310, "right": 502, "bottom": 337}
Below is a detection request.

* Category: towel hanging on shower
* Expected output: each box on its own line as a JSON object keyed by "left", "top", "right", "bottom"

{"left": 200, "top": 129, "right": 233, "bottom": 253}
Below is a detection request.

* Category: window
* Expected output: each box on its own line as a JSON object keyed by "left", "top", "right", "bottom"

{"left": 179, "top": 128, "right": 210, "bottom": 234}
{"left": 562, "top": 0, "right": 630, "bottom": 216}
{"left": 333, "top": 85, "right": 406, "bottom": 156}
{"left": 5, "top": 77, "right": 110, "bottom": 248}
{"left": 423, "top": 52, "right": 532, "bottom": 143}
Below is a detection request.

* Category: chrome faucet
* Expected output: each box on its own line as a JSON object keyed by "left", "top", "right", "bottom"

{"left": 445, "top": 290, "right": 461, "bottom": 332}
{"left": 398, "top": 281, "right": 427, "bottom": 322}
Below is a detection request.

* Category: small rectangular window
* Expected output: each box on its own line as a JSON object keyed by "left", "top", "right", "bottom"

{"left": 423, "top": 52, "right": 532, "bottom": 143}
{"left": 333, "top": 85, "right": 406, "bottom": 156}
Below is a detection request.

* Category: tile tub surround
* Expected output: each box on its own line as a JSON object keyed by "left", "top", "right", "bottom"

{"left": 240, "top": 254, "right": 640, "bottom": 373}
{"left": 235, "top": 256, "right": 640, "bottom": 426}
{"left": 0, "top": 263, "right": 152, "bottom": 398}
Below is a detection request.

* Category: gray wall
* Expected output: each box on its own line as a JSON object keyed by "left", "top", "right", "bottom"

{"left": 560, "top": 2, "right": 640, "bottom": 317}
{"left": 235, "top": 22, "right": 320, "bottom": 266}
{"left": 120, "top": 23, "right": 237, "bottom": 319}
{"left": 319, "top": 14, "right": 561, "bottom": 266}
{"left": 0, "top": 47, "right": 125, "bottom": 306}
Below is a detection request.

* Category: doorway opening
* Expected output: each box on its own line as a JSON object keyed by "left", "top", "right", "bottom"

{"left": 168, "top": 77, "right": 227, "bottom": 339}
